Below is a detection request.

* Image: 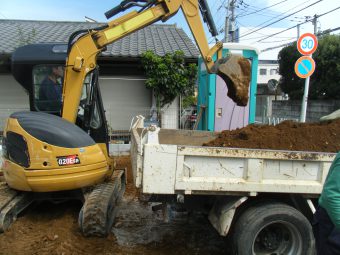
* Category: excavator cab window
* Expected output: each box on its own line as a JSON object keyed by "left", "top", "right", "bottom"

{"left": 77, "top": 72, "right": 102, "bottom": 130}
{"left": 32, "top": 64, "right": 64, "bottom": 113}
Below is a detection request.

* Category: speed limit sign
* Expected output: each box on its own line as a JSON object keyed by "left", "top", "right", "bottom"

{"left": 297, "top": 33, "right": 318, "bottom": 55}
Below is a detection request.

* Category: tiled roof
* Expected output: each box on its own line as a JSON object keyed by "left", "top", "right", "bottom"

{"left": 0, "top": 19, "right": 199, "bottom": 59}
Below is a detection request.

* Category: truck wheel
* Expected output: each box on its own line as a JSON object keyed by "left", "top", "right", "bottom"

{"left": 232, "top": 202, "right": 315, "bottom": 255}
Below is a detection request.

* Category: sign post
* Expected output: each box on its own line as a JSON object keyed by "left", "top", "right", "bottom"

{"left": 295, "top": 33, "right": 318, "bottom": 122}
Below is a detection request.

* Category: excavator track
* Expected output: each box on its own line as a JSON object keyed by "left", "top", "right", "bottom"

{"left": 78, "top": 170, "right": 125, "bottom": 237}
{"left": 0, "top": 183, "right": 33, "bottom": 233}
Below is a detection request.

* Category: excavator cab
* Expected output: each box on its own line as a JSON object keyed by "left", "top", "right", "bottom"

{"left": 11, "top": 44, "right": 66, "bottom": 114}
{"left": 11, "top": 43, "right": 109, "bottom": 146}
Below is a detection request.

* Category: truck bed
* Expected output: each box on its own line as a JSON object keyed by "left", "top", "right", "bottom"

{"left": 131, "top": 119, "right": 336, "bottom": 196}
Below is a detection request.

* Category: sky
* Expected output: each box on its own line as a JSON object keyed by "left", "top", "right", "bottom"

{"left": 1, "top": 0, "right": 339, "bottom": 60}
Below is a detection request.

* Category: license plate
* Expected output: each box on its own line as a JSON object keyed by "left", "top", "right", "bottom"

{"left": 57, "top": 155, "right": 80, "bottom": 166}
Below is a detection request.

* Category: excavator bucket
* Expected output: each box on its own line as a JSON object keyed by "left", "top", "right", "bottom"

{"left": 213, "top": 55, "right": 251, "bottom": 107}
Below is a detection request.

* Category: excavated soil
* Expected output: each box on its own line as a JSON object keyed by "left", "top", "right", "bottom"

{"left": 217, "top": 55, "right": 251, "bottom": 106}
{"left": 204, "top": 119, "right": 340, "bottom": 153}
{"left": 0, "top": 156, "right": 229, "bottom": 255}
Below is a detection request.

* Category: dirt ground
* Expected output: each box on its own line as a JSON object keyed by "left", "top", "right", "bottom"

{"left": 1, "top": 120, "right": 339, "bottom": 254}
{"left": 0, "top": 156, "right": 229, "bottom": 255}
{"left": 204, "top": 119, "right": 340, "bottom": 152}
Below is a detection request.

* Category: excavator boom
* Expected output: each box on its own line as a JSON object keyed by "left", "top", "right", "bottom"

{"left": 62, "top": 0, "right": 251, "bottom": 123}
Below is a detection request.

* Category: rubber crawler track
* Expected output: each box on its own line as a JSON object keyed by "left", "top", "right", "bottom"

{"left": 0, "top": 183, "right": 18, "bottom": 211}
{"left": 79, "top": 176, "right": 122, "bottom": 237}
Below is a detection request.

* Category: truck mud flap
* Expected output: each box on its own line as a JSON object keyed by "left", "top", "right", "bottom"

{"left": 208, "top": 196, "right": 248, "bottom": 236}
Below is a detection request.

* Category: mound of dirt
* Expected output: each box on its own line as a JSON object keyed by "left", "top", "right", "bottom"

{"left": 203, "top": 119, "right": 340, "bottom": 153}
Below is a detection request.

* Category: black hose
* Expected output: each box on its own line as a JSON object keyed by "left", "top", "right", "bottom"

{"left": 199, "top": 0, "right": 218, "bottom": 37}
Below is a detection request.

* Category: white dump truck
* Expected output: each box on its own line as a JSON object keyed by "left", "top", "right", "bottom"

{"left": 130, "top": 116, "right": 336, "bottom": 254}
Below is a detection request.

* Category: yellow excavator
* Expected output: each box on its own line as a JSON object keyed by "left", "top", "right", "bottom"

{"left": 0, "top": 0, "right": 251, "bottom": 236}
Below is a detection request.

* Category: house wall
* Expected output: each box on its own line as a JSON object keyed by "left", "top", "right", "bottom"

{"left": 0, "top": 73, "right": 181, "bottom": 131}
{"left": 257, "top": 63, "right": 280, "bottom": 85}
{"left": 0, "top": 74, "right": 29, "bottom": 128}
{"left": 93, "top": 76, "right": 153, "bottom": 131}
{"left": 0, "top": 74, "right": 156, "bottom": 131}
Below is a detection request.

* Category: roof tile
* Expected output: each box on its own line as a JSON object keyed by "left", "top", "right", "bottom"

{"left": 0, "top": 19, "right": 199, "bottom": 59}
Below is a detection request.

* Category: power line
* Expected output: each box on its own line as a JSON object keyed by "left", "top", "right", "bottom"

{"left": 238, "top": 0, "right": 314, "bottom": 39}
{"left": 239, "top": 0, "right": 302, "bottom": 18}
{"left": 237, "top": 7, "right": 285, "bottom": 19}
{"left": 237, "top": 0, "right": 312, "bottom": 37}
{"left": 257, "top": 5, "right": 340, "bottom": 42}
{"left": 260, "top": 37, "right": 296, "bottom": 43}
{"left": 211, "top": 1, "right": 221, "bottom": 11}
{"left": 320, "top": 26, "right": 340, "bottom": 35}
{"left": 239, "top": 0, "right": 323, "bottom": 39}
{"left": 261, "top": 26, "right": 340, "bottom": 52}
{"left": 0, "top": 12, "right": 7, "bottom": 19}
{"left": 237, "top": 21, "right": 283, "bottom": 37}
{"left": 237, "top": 0, "right": 289, "bottom": 18}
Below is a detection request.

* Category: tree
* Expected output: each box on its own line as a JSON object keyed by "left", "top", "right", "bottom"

{"left": 278, "top": 34, "right": 340, "bottom": 100}
{"left": 141, "top": 50, "right": 197, "bottom": 112}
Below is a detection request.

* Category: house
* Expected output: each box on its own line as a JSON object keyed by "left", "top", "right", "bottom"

{"left": 256, "top": 59, "right": 285, "bottom": 123}
{"left": 0, "top": 19, "right": 199, "bottom": 131}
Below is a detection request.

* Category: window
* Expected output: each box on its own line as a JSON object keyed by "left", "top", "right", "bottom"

{"left": 259, "top": 69, "right": 267, "bottom": 75}
{"left": 33, "top": 65, "right": 64, "bottom": 113}
{"left": 77, "top": 73, "right": 102, "bottom": 129}
{"left": 270, "top": 69, "right": 278, "bottom": 75}
{"left": 33, "top": 66, "right": 101, "bottom": 129}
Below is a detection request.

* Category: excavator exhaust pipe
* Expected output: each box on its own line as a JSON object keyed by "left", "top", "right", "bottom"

{"left": 212, "top": 55, "right": 251, "bottom": 107}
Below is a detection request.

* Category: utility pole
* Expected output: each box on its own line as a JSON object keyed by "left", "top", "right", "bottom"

{"left": 297, "top": 24, "right": 300, "bottom": 40}
{"left": 230, "top": 0, "right": 236, "bottom": 42}
{"left": 224, "top": 0, "right": 236, "bottom": 42}
{"left": 312, "top": 14, "right": 318, "bottom": 34}
{"left": 224, "top": 0, "right": 230, "bottom": 42}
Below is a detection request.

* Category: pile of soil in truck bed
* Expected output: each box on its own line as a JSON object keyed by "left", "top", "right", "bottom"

{"left": 203, "top": 119, "right": 340, "bottom": 153}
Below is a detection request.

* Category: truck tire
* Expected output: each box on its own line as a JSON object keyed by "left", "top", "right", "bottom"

{"left": 232, "top": 202, "right": 315, "bottom": 255}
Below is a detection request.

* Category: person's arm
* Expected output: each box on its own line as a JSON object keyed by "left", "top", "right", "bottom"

{"left": 322, "top": 156, "right": 340, "bottom": 229}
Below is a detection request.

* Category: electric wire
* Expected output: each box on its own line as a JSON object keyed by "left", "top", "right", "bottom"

{"left": 238, "top": 0, "right": 320, "bottom": 39}
{"left": 257, "top": 5, "right": 340, "bottom": 42}
{"left": 0, "top": 12, "right": 7, "bottom": 19}
{"left": 237, "top": 0, "right": 289, "bottom": 18}
{"left": 261, "top": 26, "right": 340, "bottom": 52}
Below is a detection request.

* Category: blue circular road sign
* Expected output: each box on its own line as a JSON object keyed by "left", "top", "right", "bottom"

{"left": 294, "top": 56, "right": 315, "bottom": 78}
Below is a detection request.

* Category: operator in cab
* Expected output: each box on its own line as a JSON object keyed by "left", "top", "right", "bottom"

{"left": 39, "top": 65, "right": 63, "bottom": 101}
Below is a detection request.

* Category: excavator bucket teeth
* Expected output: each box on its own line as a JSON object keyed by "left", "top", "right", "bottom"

{"left": 214, "top": 55, "right": 251, "bottom": 106}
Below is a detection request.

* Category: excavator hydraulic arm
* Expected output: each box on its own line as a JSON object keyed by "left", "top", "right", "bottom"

{"left": 62, "top": 0, "right": 251, "bottom": 123}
